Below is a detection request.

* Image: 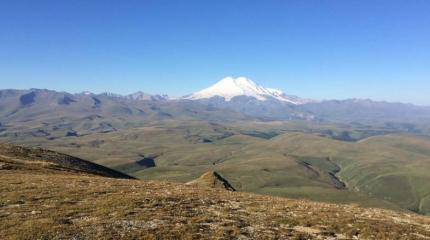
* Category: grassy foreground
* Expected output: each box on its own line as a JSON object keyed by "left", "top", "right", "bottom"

{"left": 1, "top": 169, "right": 430, "bottom": 239}
{"left": 5, "top": 120, "right": 430, "bottom": 215}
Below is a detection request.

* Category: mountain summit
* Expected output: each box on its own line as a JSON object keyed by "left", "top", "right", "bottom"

{"left": 186, "top": 77, "right": 308, "bottom": 104}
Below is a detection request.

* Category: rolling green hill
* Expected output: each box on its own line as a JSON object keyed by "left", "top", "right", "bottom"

{"left": 4, "top": 120, "right": 430, "bottom": 215}
{"left": 1, "top": 144, "right": 429, "bottom": 239}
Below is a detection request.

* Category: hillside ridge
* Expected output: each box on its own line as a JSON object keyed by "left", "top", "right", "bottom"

{"left": 1, "top": 157, "right": 430, "bottom": 239}
{"left": 0, "top": 143, "right": 133, "bottom": 179}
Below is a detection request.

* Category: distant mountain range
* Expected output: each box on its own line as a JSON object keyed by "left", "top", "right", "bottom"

{"left": 1, "top": 77, "right": 430, "bottom": 134}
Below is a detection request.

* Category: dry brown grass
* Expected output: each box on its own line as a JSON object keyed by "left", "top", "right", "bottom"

{"left": 1, "top": 167, "right": 430, "bottom": 240}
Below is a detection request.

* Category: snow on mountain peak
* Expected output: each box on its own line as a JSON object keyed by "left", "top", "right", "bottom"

{"left": 186, "top": 77, "right": 306, "bottom": 104}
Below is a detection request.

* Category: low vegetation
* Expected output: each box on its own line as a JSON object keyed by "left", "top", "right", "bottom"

{"left": 1, "top": 150, "right": 430, "bottom": 239}
{"left": 3, "top": 120, "right": 430, "bottom": 215}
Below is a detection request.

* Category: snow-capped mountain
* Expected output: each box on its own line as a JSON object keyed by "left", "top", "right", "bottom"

{"left": 185, "top": 77, "right": 310, "bottom": 104}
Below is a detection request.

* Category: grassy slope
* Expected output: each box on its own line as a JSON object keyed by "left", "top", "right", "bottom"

{"left": 1, "top": 168, "right": 430, "bottom": 239}
{"left": 267, "top": 133, "right": 430, "bottom": 214}
{"left": 0, "top": 144, "right": 133, "bottom": 179}
{"left": 2, "top": 120, "right": 430, "bottom": 215}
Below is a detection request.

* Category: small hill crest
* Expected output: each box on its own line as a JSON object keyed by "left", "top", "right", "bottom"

{"left": 186, "top": 171, "right": 236, "bottom": 191}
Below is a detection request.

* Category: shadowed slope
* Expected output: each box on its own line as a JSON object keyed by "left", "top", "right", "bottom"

{"left": 0, "top": 144, "right": 133, "bottom": 179}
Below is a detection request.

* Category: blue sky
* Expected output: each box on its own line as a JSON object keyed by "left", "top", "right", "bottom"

{"left": 1, "top": 1, "right": 429, "bottom": 104}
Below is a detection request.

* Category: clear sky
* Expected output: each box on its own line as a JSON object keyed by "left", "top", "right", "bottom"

{"left": 1, "top": 1, "right": 429, "bottom": 104}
